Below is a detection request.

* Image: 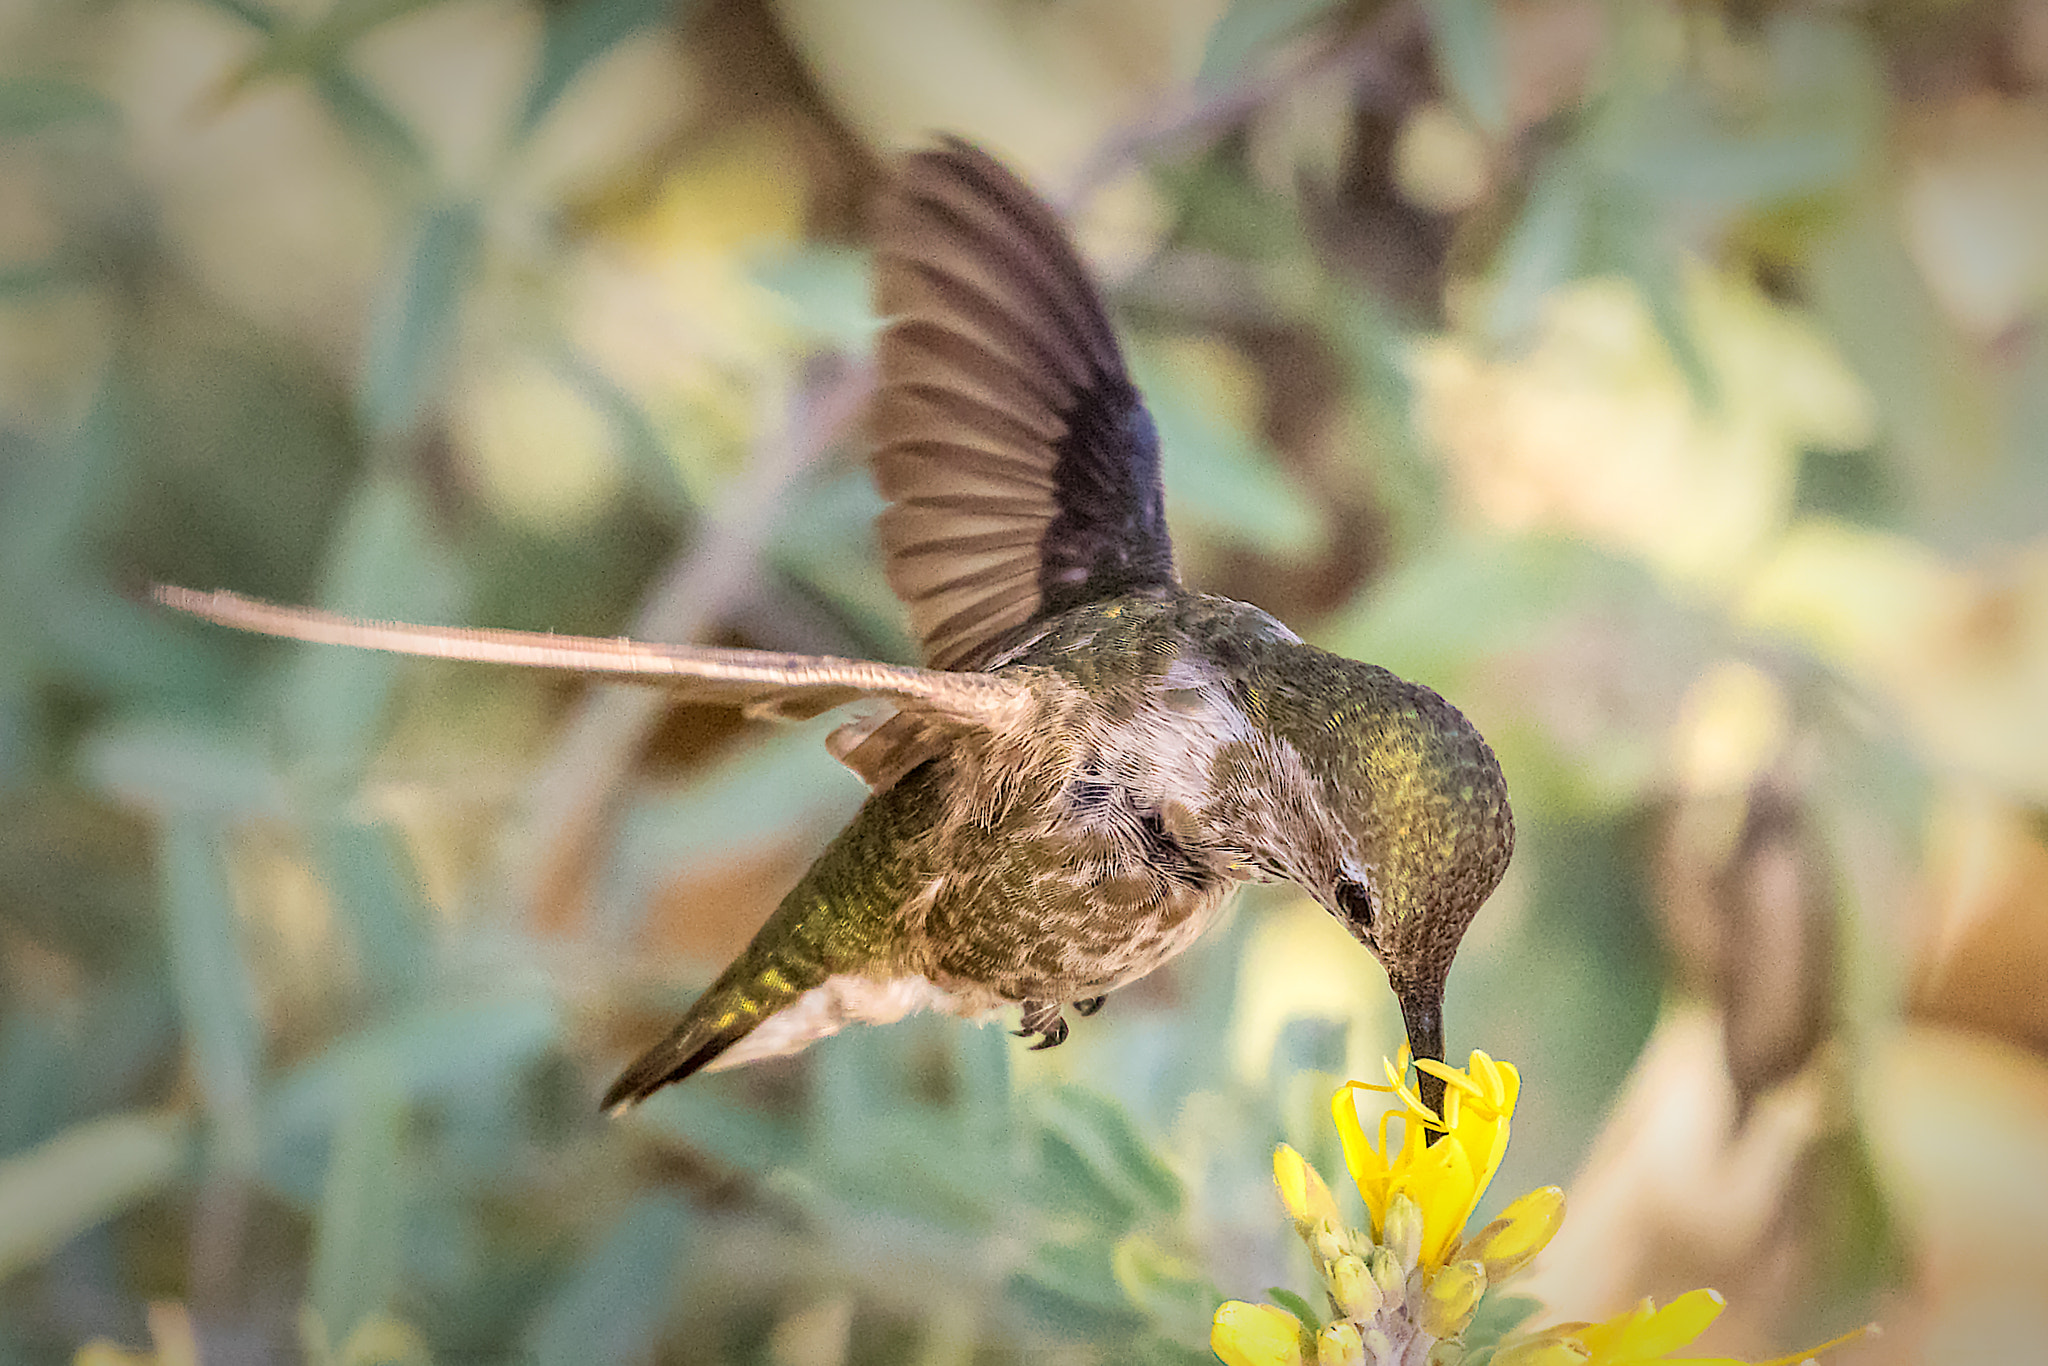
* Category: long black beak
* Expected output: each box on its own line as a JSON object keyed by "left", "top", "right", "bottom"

{"left": 1399, "top": 989, "right": 1446, "bottom": 1143}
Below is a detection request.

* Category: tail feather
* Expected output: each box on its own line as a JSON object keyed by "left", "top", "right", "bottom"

{"left": 600, "top": 1004, "right": 761, "bottom": 1115}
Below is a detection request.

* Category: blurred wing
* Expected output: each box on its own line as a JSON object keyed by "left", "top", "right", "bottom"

{"left": 872, "top": 138, "right": 1179, "bottom": 670}
{"left": 154, "top": 587, "right": 1029, "bottom": 734}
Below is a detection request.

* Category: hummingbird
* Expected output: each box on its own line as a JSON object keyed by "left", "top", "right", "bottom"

{"left": 156, "top": 138, "right": 1514, "bottom": 1117}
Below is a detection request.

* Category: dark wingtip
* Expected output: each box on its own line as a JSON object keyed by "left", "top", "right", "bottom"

{"left": 599, "top": 1023, "right": 748, "bottom": 1116}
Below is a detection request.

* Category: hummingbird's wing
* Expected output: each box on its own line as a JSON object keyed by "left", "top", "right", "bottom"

{"left": 872, "top": 139, "right": 1179, "bottom": 670}
{"left": 152, "top": 587, "right": 1030, "bottom": 732}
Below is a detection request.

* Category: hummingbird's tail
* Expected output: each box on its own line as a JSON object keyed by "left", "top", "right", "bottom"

{"left": 600, "top": 972, "right": 785, "bottom": 1114}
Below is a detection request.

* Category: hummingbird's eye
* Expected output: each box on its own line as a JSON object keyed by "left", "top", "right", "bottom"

{"left": 1336, "top": 881, "right": 1377, "bottom": 933}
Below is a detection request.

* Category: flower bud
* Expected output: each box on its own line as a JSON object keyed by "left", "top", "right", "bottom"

{"left": 1366, "top": 1247, "right": 1406, "bottom": 1311}
{"left": 1317, "top": 1322, "right": 1366, "bottom": 1366}
{"left": 1381, "top": 1192, "right": 1424, "bottom": 1271}
{"left": 1420, "top": 1259, "right": 1487, "bottom": 1337}
{"left": 1311, "top": 1218, "right": 1350, "bottom": 1265}
{"left": 1362, "top": 1326, "right": 1396, "bottom": 1365}
{"left": 1326, "top": 1255, "right": 1382, "bottom": 1321}
{"left": 1212, "top": 1301, "right": 1308, "bottom": 1366}
{"left": 1458, "top": 1186, "right": 1565, "bottom": 1283}
{"left": 1275, "top": 1145, "right": 1343, "bottom": 1232}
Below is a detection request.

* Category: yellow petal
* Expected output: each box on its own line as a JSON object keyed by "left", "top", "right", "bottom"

{"left": 1492, "top": 1341, "right": 1593, "bottom": 1366}
{"left": 1576, "top": 1291, "right": 1726, "bottom": 1360}
{"left": 1212, "top": 1301, "right": 1308, "bottom": 1366}
{"left": 1459, "top": 1185, "right": 1566, "bottom": 1281}
{"left": 1420, "top": 1258, "right": 1488, "bottom": 1337}
{"left": 1273, "top": 1144, "right": 1341, "bottom": 1229}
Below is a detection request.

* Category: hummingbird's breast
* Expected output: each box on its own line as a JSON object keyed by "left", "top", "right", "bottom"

{"left": 905, "top": 593, "right": 1302, "bottom": 1003}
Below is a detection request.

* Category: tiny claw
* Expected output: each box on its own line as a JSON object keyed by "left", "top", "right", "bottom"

{"left": 1029, "top": 1016, "right": 1069, "bottom": 1050}
{"left": 1073, "top": 995, "right": 1106, "bottom": 1017}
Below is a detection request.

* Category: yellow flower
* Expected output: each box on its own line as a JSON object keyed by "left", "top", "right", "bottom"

{"left": 1495, "top": 1289, "right": 1875, "bottom": 1366}
{"left": 1212, "top": 1299, "right": 1310, "bottom": 1366}
{"left": 1331, "top": 1045, "right": 1520, "bottom": 1268}
{"left": 1214, "top": 1048, "right": 1871, "bottom": 1366}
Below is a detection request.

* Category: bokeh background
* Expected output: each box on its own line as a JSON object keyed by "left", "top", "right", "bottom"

{"left": 5, "top": 0, "right": 2048, "bottom": 1361}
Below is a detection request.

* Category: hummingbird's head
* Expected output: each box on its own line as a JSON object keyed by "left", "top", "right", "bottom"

{"left": 1239, "top": 647, "right": 1515, "bottom": 1085}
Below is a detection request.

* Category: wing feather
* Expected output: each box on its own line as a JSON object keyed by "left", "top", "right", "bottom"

{"left": 872, "top": 138, "right": 1178, "bottom": 670}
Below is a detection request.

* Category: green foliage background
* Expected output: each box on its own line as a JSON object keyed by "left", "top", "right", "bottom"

{"left": 5, "top": 0, "right": 2048, "bottom": 1362}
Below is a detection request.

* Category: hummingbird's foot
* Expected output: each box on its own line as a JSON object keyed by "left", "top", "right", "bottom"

{"left": 1072, "top": 995, "right": 1107, "bottom": 1017}
{"left": 1013, "top": 999, "right": 1070, "bottom": 1050}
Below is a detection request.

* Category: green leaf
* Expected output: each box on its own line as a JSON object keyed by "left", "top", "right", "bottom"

{"left": 752, "top": 246, "right": 878, "bottom": 348}
{"left": 598, "top": 722, "right": 862, "bottom": 937}
{"left": 314, "top": 71, "right": 429, "bottom": 178}
{"left": 312, "top": 816, "right": 431, "bottom": 1002}
{"left": 519, "top": 0, "right": 684, "bottom": 137}
{"left": 1487, "top": 154, "right": 1588, "bottom": 343}
{"left": 1195, "top": 0, "right": 1338, "bottom": 90}
{"left": 265, "top": 993, "right": 559, "bottom": 1197}
{"left": 1425, "top": 0, "right": 1507, "bottom": 135}
{"left": 0, "top": 77, "right": 118, "bottom": 136}
{"left": 160, "top": 812, "right": 264, "bottom": 1170}
{"left": 276, "top": 473, "right": 461, "bottom": 788}
{"left": 1265, "top": 1286, "right": 1322, "bottom": 1335}
{"left": 1038, "top": 1087, "right": 1184, "bottom": 1218}
{"left": 81, "top": 721, "right": 290, "bottom": 819}
{"left": 1111, "top": 1231, "right": 1219, "bottom": 1342}
{"left": 1461, "top": 1291, "right": 1544, "bottom": 1359}
{"left": 309, "top": 1066, "right": 409, "bottom": 1345}
{"left": 522, "top": 1197, "right": 694, "bottom": 1366}
{"left": 1131, "top": 346, "right": 1323, "bottom": 559}
{"left": 357, "top": 203, "right": 482, "bottom": 439}
{"left": 0, "top": 1111, "right": 191, "bottom": 1282}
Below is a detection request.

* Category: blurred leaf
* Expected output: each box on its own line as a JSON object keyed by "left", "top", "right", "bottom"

{"left": 632, "top": 1086, "right": 803, "bottom": 1172}
{"left": 521, "top": 1196, "right": 694, "bottom": 1366}
{"left": 309, "top": 1067, "right": 408, "bottom": 1345}
{"left": 519, "top": 0, "right": 684, "bottom": 136}
{"left": 228, "top": 0, "right": 443, "bottom": 87}
{"left": 599, "top": 721, "right": 863, "bottom": 940}
{"left": 0, "top": 77, "right": 117, "bottom": 135}
{"left": 1131, "top": 345, "right": 1323, "bottom": 559}
{"left": 81, "top": 722, "right": 289, "bottom": 818}
{"left": 1425, "top": 0, "right": 1506, "bottom": 135}
{"left": 1037, "top": 1087, "right": 1184, "bottom": 1219}
{"left": 551, "top": 348, "right": 696, "bottom": 520}
{"left": 0, "top": 1110, "right": 191, "bottom": 1283}
{"left": 1266, "top": 1287, "right": 1322, "bottom": 1335}
{"left": 313, "top": 72, "right": 429, "bottom": 178}
{"left": 312, "top": 817, "right": 431, "bottom": 1002}
{"left": 277, "top": 473, "right": 462, "bottom": 787}
{"left": 266, "top": 992, "right": 559, "bottom": 1195}
{"left": 752, "top": 246, "right": 877, "bottom": 348}
{"left": 189, "top": 0, "right": 279, "bottom": 31}
{"left": 1486, "top": 154, "right": 1588, "bottom": 343}
{"left": 1323, "top": 534, "right": 1656, "bottom": 683}
{"left": 1462, "top": 1292, "right": 1542, "bottom": 1359}
{"left": 159, "top": 812, "right": 264, "bottom": 1170}
{"left": 1595, "top": 199, "right": 1716, "bottom": 409}
{"left": 1195, "top": 0, "right": 1337, "bottom": 90}
{"left": 1111, "top": 1231, "right": 1218, "bottom": 1343}
{"left": 358, "top": 203, "right": 482, "bottom": 439}
{"left": 1011, "top": 1239, "right": 1147, "bottom": 1337}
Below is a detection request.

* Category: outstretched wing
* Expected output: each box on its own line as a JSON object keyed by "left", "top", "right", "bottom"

{"left": 153, "top": 587, "right": 1029, "bottom": 738}
{"left": 872, "top": 138, "right": 1179, "bottom": 670}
